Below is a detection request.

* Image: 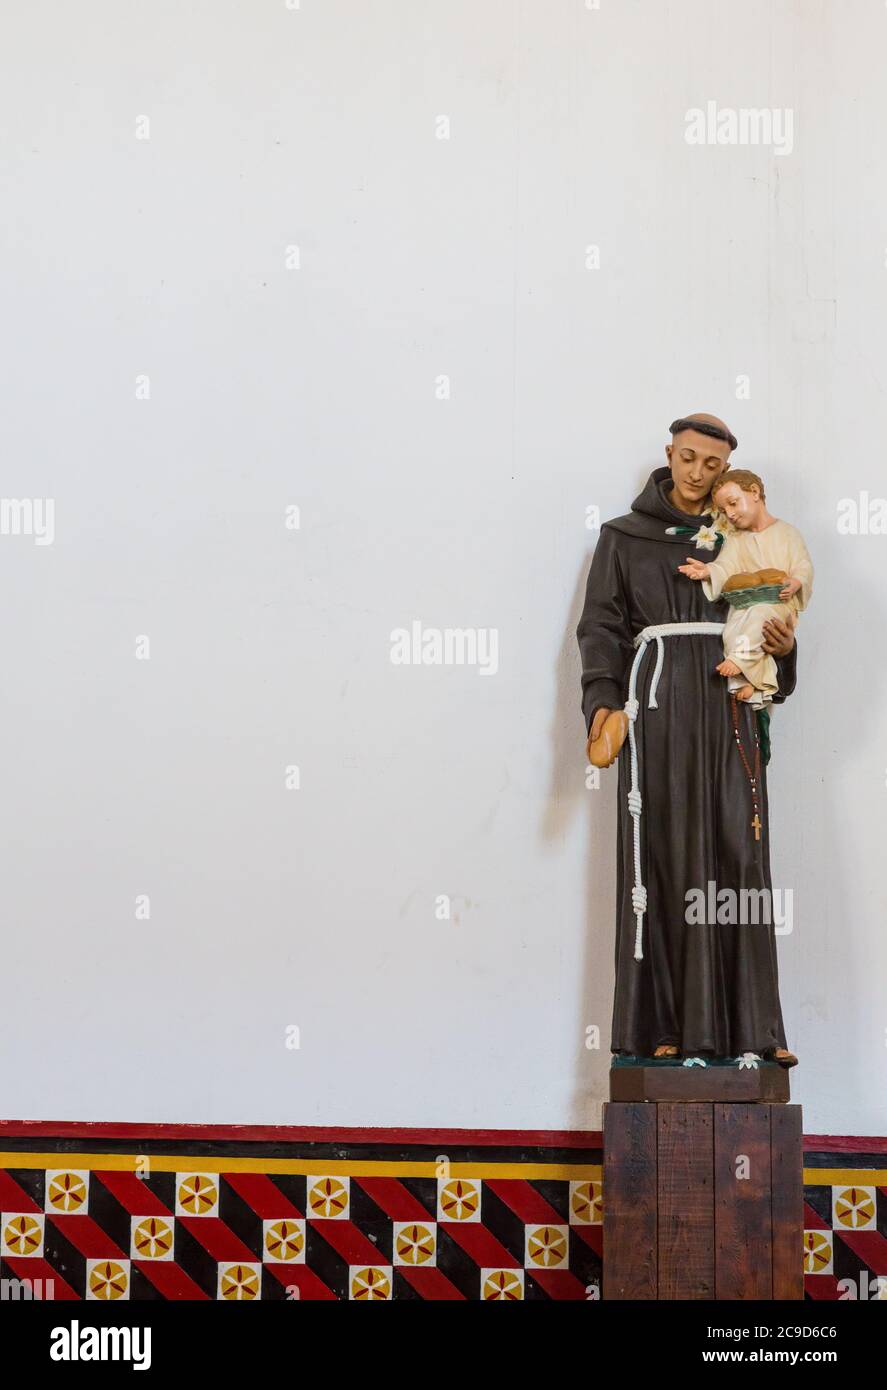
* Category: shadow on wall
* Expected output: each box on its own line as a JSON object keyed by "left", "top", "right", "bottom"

{"left": 540, "top": 469, "right": 655, "bottom": 1127}
{"left": 770, "top": 511, "right": 886, "bottom": 1127}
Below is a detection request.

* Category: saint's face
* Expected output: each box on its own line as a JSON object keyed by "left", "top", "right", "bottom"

{"left": 666, "top": 429, "right": 731, "bottom": 511}
{"left": 713, "top": 482, "right": 762, "bottom": 529}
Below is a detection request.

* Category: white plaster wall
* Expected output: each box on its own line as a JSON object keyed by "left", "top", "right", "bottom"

{"left": 0, "top": 0, "right": 884, "bottom": 1135}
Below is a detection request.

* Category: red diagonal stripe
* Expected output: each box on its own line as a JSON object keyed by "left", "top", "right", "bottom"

{"left": 0, "top": 1171, "right": 41, "bottom": 1212}
{"left": 311, "top": 1218, "right": 385, "bottom": 1266}
{"left": 49, "top": 1214, "right": 127, "bottom": 1259}
{"left": 805, "top": 1274, "right": 841, "bottom": 1299}
{"left": 396, "top": 1266, "right": 466, "bottom": 1300}
{"left": 528, "top": 1268, "right": 589, "bottom": 1300}
{"left": 804, "top": 1200, "right": 830, "bottom": 1230}
{"left": 177, "top": 1216, "right": 256, "bottom": 1263}
{"left": 355, "top": 1177, "right": 433, "bottom": 1222}
{"left": 439, "top": 1222, "right": 519, "bottom": 1268}
{"left": 265, "top": 1264, "right": 338, "bottom": 1300}
{"left": 574, "top": 1224, "right": 603, "bottom": 1256}
{"left": 224, "top": 1173, "right": 301, "bottom": 1219}
{"left": 133, "top": 1260, "right": 210, "bottom": 1300}
{"left": 483, "top": 1178, "right": 563, "bottom": 1226}
{"left": 3, "top": 1256, "right": 79, "bottom": 1300}
{"left": 836, "top": 1230, "right": 887, "bottom": 1275}
{"left": 95, "top": 1172, "right": 171, "bottom": 1217}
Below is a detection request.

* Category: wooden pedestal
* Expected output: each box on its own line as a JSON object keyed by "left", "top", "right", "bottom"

{"left": 603, "top": 1069, "right": 803, "bottom": 1300}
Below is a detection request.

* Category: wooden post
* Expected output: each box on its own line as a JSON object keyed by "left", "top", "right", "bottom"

{"left": 603, "top": 1067, "right": 803, "bottom": 1301}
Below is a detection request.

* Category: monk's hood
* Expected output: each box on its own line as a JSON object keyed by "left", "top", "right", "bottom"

{"left": 604, "top": 466, "right": 717, "bottom": 545}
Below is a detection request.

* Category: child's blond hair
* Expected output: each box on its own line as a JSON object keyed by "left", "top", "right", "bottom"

{"left": 712, "top": 469, "right": 766, "bottom": 504}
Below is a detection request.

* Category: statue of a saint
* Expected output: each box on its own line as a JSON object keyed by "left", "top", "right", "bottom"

{"left": 576, "top": 414, "right": 799, "bottom": 1066}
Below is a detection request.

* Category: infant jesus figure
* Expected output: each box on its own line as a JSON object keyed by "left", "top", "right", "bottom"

{"left": 679, "top": 470, "right": 814, "bottom": 706}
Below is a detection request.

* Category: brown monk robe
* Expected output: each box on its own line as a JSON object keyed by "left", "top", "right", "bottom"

{"left": 577, "top": 414, "right": 798, "bottom": 1066}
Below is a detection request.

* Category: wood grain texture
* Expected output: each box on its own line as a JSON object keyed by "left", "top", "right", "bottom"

{"left": 658, "top": 1103, "right": 714, "bottom": 1298}
{"left": 714, "top": 1103, "right": 772, "bottom": 1298}
{"left": 771, "top": 1104, "right": 804, "bottom": 1299}
{"left": 610, "top": 1066, "right": 789, "bottom": 1103}
{"left": 602, "top": 1102, "right": 657, "bottom": 1299}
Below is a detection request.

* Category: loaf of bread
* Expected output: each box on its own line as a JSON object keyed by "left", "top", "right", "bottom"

{"left": 723, "top": 567, "right": 787, "bottom": 592}
{"left": 723, "top": 571, "right": 762, "bottom": 592}
{"left": 587, "top": 709, "right": 629, "bottom": 769}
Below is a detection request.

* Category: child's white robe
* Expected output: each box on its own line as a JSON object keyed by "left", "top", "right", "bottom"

{"left": 702, "top": 520, "right": 814, "bottom": 703}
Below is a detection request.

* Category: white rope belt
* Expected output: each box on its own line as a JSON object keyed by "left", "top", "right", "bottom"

{"left": 624, "top": 622, "right": 725, "bottom": 962}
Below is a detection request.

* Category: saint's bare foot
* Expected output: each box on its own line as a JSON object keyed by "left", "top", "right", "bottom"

{"left": 653, "top": 1044, "right": 679, "bottom": 1058}
{"left": 765, "top": 1047, "right": 798, "bottom": 1068}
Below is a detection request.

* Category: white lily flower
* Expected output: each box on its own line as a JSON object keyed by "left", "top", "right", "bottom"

{"left": 737, "top": 1052, "right": 761, "bottom": 1070}
{"left": 682, "top": 1056, "right": 708, "bottom": 1068}
{"left": 692, "top": 525, "right": 720, "bottom": 551}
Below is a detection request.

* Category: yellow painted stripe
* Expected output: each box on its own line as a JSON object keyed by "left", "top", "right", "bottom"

{"left": 0, "top": 1153, "right": 601, "bottom": 1182}
{"left": 1, "top": 1154, "right": 883, "bottom": 1185}
{"left": 803, "top": 1169, "right": 887, "bottom": 1186}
